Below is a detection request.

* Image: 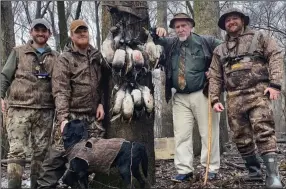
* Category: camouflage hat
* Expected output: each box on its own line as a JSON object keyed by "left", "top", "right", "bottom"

{"left": 218, "top": 8, "right": 249, "bottom": 30}
{"left": 169, "top": 13, "right": 195, "bottom": 29}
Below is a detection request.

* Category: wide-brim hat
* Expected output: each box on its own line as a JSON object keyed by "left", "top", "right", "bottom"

{"left": 169, "top": 13, "right": 195, "bottom": 29}
{"left": 218, "top": 8, "right": 249, "bottom": 30}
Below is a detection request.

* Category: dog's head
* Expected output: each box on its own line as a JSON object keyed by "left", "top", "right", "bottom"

{"left": 62, "top": 119, "right": 88, "bottom": 150}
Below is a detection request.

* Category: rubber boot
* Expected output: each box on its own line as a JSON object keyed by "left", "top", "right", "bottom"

{"left": 261, "top": 153, "right": 283, "bottom": 188}
{"left": 242, "top": 154, "right": 263, "bottom": 181}
{"left": 7, "top": 163, "right": 24, "bottom": 189}
{"left": 30, "top": 160, "right": 42, "bottom": 189}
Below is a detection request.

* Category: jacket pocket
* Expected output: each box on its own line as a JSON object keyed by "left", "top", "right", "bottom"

{"left": 224, "top": 62, "right": 255, "bottom": 89}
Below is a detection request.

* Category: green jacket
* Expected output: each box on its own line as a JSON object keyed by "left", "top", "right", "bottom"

{"left": 154, "top": 33, "right": 221, "bottom": 102}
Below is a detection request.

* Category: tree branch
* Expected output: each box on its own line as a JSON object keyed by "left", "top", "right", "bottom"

{"left": 75, "top": 1, "right": 82, "bottom": 20}
{"left": 22, "top": 1, "right": 32, "bottom": 24}
{"left": 40, "top": 1, "right": 52, "bottom": 18}
{"left": 250, "top": 25, "right": 286, "bottom": 36}
{"left": 185, "top": 1, "right": 194, "bottom": 19}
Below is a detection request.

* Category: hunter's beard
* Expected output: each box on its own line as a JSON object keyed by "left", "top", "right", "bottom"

{"left": 179, "top": 36, "right": 188, "bottom": 41}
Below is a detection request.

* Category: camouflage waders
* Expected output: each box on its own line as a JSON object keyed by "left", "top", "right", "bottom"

{"left": 6, "top": 107, "right": 54, "bottom": 189}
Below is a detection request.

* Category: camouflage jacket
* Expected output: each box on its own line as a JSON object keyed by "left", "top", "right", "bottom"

{"left": 1, "top": 40, "right": 58, "bottom": 109}
{"left": 209, "top": 27, "right": 284, "bottom": 106}
{"left": 52, "top": 42, "right": 104, "bottom": 122}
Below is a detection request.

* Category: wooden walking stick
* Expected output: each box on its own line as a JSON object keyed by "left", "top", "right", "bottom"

{"left": 204, "top": 93, "right": 212, "bottom": 185}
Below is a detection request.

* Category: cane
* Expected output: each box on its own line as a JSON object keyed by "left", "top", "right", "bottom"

{"left": 204, "top": 93, "right": 212, "bottom": 185}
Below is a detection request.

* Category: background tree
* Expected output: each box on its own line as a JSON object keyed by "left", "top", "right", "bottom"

{"left": 153, "top": 1, "right": 173, "bottom": 139}
{"left": 57, "top": 1, "right": 68, "bottom": 51}
{"left": 0, "top": 0, "right": 15, "bottom": 159}
{"left": 92, "top": 1, "right": 155, "bottom": 188}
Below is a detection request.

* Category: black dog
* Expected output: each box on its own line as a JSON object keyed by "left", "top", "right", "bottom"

{"left": 62, "top": 119, "right": 89, "bottom": 188}
{"left": 62, "top": 119, "right": 148, "bottom": 189}
{"left": 112, "top": 141, "right": 148, "bottom": 188}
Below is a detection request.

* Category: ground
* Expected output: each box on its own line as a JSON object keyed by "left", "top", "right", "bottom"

{"left": 153, "top": 142, "right": 286, "bottom": 189}
{"left": 1, "top": 142, "right": 286, "bottom": 188}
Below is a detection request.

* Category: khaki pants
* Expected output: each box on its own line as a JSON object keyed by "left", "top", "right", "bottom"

{"left": 173, "top": 90, "right": 220, "bottom": 174}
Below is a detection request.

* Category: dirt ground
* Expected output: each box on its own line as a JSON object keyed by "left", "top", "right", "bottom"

{"left": 153, "top": 142, "right": 286, "bottom": 189}
{"left": 1, "top": 142, "right": 286, "bottom": 188}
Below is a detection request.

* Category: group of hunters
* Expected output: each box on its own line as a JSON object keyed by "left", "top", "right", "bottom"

{"left": 1, "top": 8, "right": 284, "bottom": 189}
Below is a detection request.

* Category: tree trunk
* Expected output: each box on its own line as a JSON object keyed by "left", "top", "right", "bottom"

{"left": 192, "top": 0, "right": 228, "bottom": 155}
{"left": 92, "top": 1, "right": 155, "bottom": 188}
{"left": 193, "top": 0, "right": 220, "bottom": 37}
{"left": 48, "top": 2, "right": 61, "bottom": 52}
{"left": 153, "top": 1, "right": 173, "bottom": 139}
{"left": 57, "top": 1, "right": 69, "bottom": 51}
{"left": 95, "top": 1, "right": 101, "bottom": 49}
{"left": 0, "top": 1, "right": 15, "bottom": 159}
{"left": 35, "top": 1, "right": 41, "bottom": 19}
{"left": 157, "top": 1, "right": 167, "bottom": 29}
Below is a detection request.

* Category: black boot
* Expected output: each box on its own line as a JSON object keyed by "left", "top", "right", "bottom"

{"left": 261, "top": 153, "right": 283, "bottom": 188}
{"left": 242, "top": 154, "right": 263, "bottom": 181}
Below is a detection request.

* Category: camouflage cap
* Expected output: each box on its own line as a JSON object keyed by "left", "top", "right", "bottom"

{"left": 31, "top": 18, "right": 51, "bottom": 30}
{"left": 169, "top": 13, "right": 195, "bottom": 29}
{"left": 218, "top": 8, "right": 249, "bottom": 30}
{"left": 70, "top": 20, "right": 88, "bottom": 33}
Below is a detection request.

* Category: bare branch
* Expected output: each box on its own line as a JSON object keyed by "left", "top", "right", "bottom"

{"left": 220, "top": 1, "right": 229, "bottom": 11}
{"left": 65, "top": 1, "right": 74, "bottom": 20}
{"left": 22, "top": 1, "right": 32, "bottom": 24}
{"left": 75, "top": 1, "right": 82, "bottom": 20}
{"left": 250, "top": 25, "right": 286, "bottom": 36}
{"left": 185, "top": 1, "right": 194, "bottom": 19}
{"left": 40, "top": 1, "right": 52, "bottom": 18}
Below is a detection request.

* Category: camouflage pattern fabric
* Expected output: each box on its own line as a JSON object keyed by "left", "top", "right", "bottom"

{"left": 209, "top": 27, "right": 284, "bottom": 156}
{"left": 226, "top": 83, "right": 277, "bottom": 155}
{"left": 209, "top": 27, "right": 284, "bottom": 106}
{"left": 6, "top": 107, "right": 54, "bottom": 189}
{"left": 8, "top": 40, "right": 58, "bottom": 109}
{"left": 52, "top": 42, "right": 103, "bottom": 123}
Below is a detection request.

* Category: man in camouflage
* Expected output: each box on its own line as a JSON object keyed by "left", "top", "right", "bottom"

{"left": 209, "top": 8, "right": 284, "bottom": 188}
{"left": 1, "top": 19, "right": 58, "bottom": 189}
{"left": 37, "top": 20, "right": 106, "bottom": 188}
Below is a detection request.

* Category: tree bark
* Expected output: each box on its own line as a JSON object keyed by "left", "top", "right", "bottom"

{"left": 92, "top": 1, "right": 155, "bottom": 188}
{"left": 157, "top": 1, "right": 167, "bottom": 29}
{"left": 192, "top": 0, "right": 228, "bottom": 155}
{"left": 193, "top": 0, "right": 220, "bottom": 37}
{"left": 0, "top": 1, "right": 15, "bottom": 159}
{"left": 57, "top": 1, "right": 69, "bottom": 51}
